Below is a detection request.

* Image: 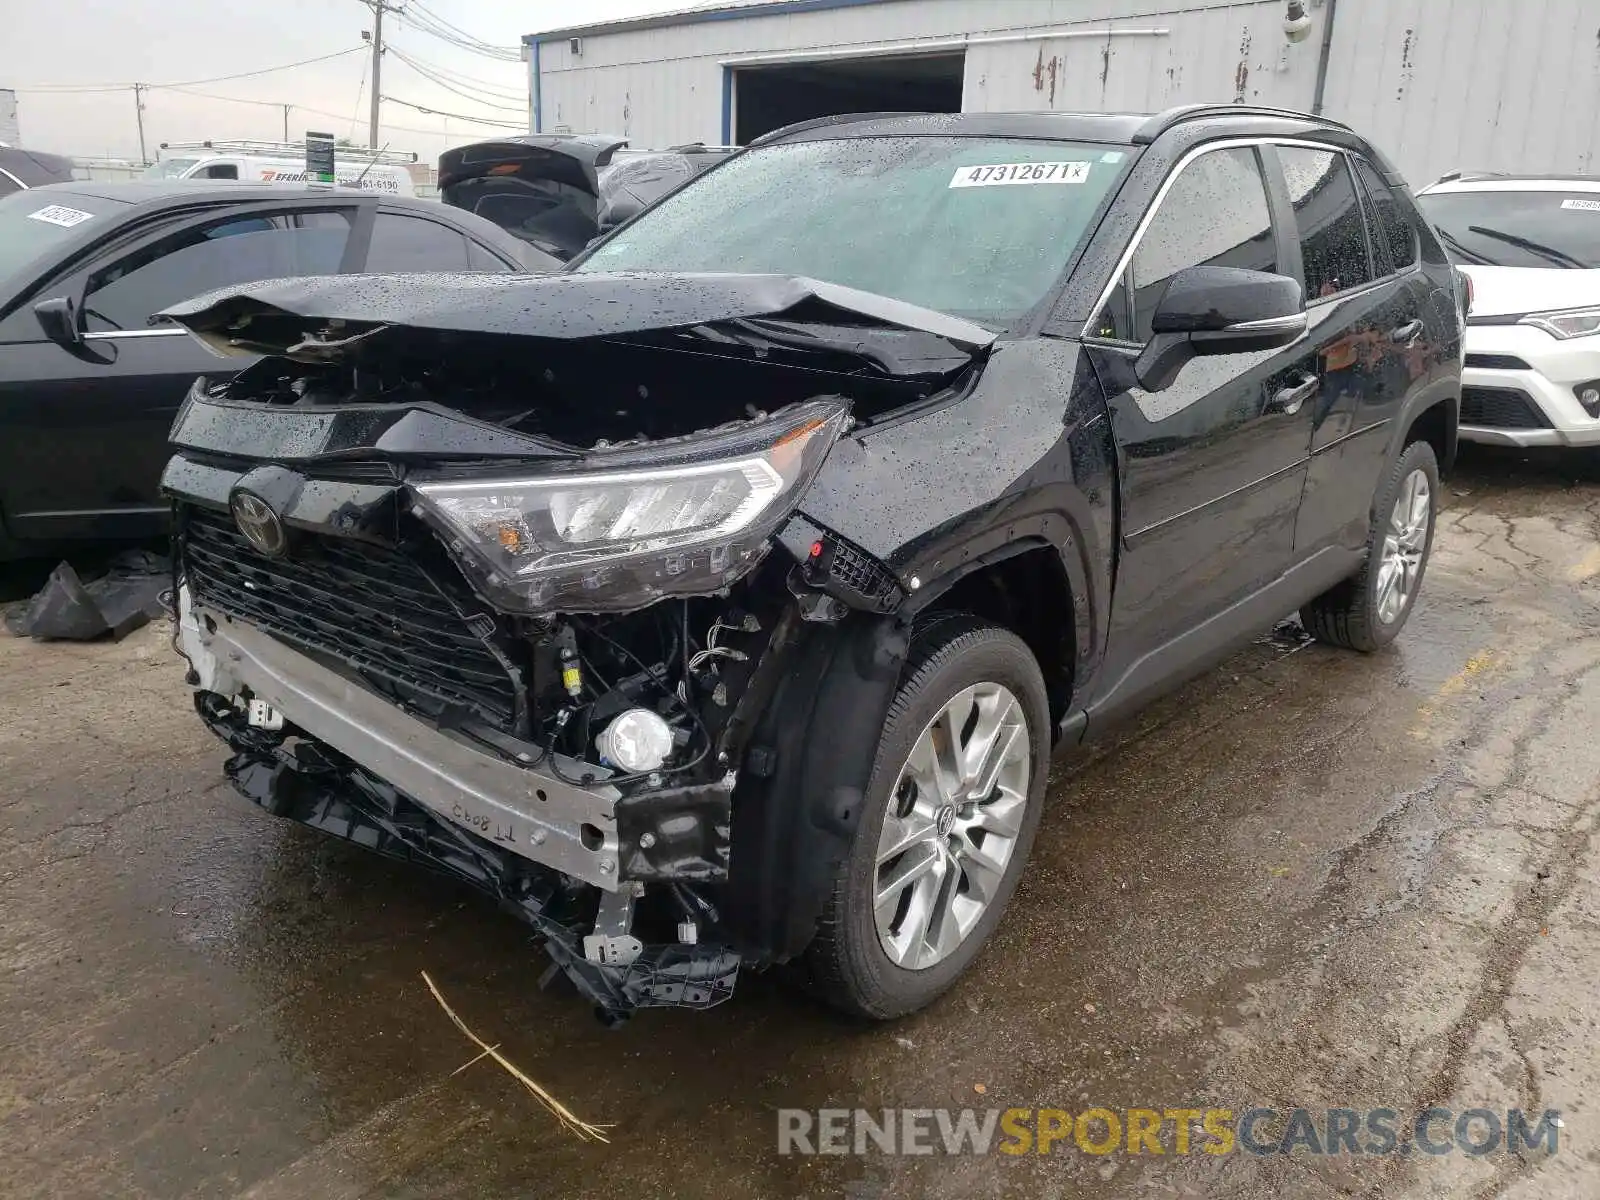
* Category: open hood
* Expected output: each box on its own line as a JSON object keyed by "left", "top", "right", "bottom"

{"left": 160, "top": 271, "right": 998, "bottom": 361}
{"left": 437, "top": 135, "right": 627, "bottom": 260}
{"left": 437, "top": 134, "right": 627, "bottom": 195}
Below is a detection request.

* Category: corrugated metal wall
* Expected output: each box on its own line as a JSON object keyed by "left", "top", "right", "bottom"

{"left": 961, "top": 1, "right": 1310, "bottom": 114}
{"left": 533, "top": 0, "right": 1322, "bottom": 148}
{"left": 1320, "top": 0, "right": 1600, "bottom": 186}
{"left": 531, "top": 0, "right": 1600, "bottom": 186}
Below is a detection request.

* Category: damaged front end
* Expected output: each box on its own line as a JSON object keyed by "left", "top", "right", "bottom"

{"left": 161, "top": 271, "right": 987, "bottom": 1021}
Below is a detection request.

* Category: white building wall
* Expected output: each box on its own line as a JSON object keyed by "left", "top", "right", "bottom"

{"left": 1320, "top": 0, "right": 1600, "bottom": 187}
{"left": 533, "top": 0, "right": 1322, "bottom": 147}
{"left": 0, "top": 90, "right": 21, "bottom": 147}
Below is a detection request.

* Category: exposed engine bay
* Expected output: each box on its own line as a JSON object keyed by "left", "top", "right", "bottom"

{"left": 161, "top": 271, "right": 981, "bottom": 1021}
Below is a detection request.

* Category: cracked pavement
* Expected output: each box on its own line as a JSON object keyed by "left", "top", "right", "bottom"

{"left": 1, "top": 446, "right": 1597, "bottom": 1199}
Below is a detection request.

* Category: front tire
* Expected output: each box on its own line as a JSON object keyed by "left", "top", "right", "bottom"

{"left": 800, "top": 617, "right": 1049, "bottom": 1019}
{"left": 1302, "top": 439, "right": 1439, "bottom": 652}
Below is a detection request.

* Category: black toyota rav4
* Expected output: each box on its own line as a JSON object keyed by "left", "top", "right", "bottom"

{"left": 162, "top": 106, "right": 1462, "bottom": 1023}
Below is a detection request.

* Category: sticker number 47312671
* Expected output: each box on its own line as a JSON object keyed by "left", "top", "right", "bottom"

{"left": 27, "top": 204, "right": 95, "bottom": 228}
{"left": 949, "top": 161, "right": 1092, "bottom": 188}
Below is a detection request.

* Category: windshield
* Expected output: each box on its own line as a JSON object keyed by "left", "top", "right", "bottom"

{"left": 1417, "top": 189, "right": 1600, "bottom": 269}
{"left": 577, "top": 136, "right": 1129, "bottom": 325}
{"left": 0, "top": 190, "right": 125, "bottom": 283}
{"left": 143, "top": 158, "right": 200, "bottom": 180}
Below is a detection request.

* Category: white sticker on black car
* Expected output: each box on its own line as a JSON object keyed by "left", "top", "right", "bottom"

{"left": 26, "top": 204, "right": 95, "bottom": 228}
{"left": 1560, "top": 198, "right": 1600, "bottom": 212}
{"left": 949, "top": 162, "right": 1092, "bottom": 188}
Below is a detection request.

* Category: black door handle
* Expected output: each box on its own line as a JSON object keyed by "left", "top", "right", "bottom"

{"left": 1270, "top": 373, "right": 1320, "bottom": 415}
{"left": 1390, "top": 319, "right": 1424, "bottom": 344}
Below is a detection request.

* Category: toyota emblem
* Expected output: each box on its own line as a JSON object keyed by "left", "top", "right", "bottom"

{"left": 230, "top": 490, "right": 289, "bottom": 558}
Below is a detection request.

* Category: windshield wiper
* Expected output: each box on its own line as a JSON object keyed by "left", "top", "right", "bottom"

{"left": 1433, "top": 226, "right": 1492, "bottom": 265}
{"left": 1466, "top": 224, "right": 1589, "bottom": 270}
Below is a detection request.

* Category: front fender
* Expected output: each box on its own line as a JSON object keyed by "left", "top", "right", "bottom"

{"left": 792, "top": 338, "right": 1117, "bottom": 708}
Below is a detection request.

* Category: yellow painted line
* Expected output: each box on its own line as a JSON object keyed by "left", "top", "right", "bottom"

{"left": 1411, "top": 649, "right": 1496, "bottom": 737}
{"left": 1567, "top": 545, "right": 1600, "bottom": 583}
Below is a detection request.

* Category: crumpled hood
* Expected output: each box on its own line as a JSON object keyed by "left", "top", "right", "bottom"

{"left": 160, "top": 270, "right": 998, "bottom": 360}
{"left": 1461, "top": 264, "right": 1600, "bottom": 319}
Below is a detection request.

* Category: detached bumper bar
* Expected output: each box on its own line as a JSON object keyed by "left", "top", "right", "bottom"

{"left": 184, "top": 607, "right": 626, "bottom": 889}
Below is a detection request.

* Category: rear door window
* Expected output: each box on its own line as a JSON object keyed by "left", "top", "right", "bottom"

{"left": 1353, "top": 157, "right": 1417, "bottom": 273}
{"left": 1101, "top": 147, "right": 1276, "bottom": 343}
{"left": 465, "top": 239, "right": 514, "bottom": 272}
{"left": 365, "top": 212, "right": 472, "bottom": 271}
{"left": 82, "top": 208, "right": 352, "bottom": 333}
{"left": 1277, "top": 147, "right": 1374, "bottom": 300}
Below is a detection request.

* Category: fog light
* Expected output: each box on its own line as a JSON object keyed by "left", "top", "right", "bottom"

{"left": 1576, "top": 382, "right": 1600, "bottom": 416}
{"left": 595, "top": 708, "right": 674, "bottom": 773}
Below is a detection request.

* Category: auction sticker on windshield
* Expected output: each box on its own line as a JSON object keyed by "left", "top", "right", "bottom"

{"left": 27, "top": 205, "right": 95, "bottom": 228}
{"left": 1560, "top": 198, "right": 1600, "bottom": 212}
{"left": 950, "top": 162, "right": 1092, "bottom": 188}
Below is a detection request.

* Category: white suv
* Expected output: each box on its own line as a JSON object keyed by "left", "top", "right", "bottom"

{"left": 1416, "top": 175, "right": 1600, "bottom": 448}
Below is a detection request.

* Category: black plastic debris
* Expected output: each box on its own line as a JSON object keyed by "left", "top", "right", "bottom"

{"left": 4, "top": 549, "right": 171, "bottom": 641}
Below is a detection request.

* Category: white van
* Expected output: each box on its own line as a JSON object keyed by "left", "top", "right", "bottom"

{"left": 144, "top": 140, "right": 418, "bottom": 197}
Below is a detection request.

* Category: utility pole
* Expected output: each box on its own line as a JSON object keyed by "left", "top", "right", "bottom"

{"left": 282, "top": 104, "right": 291, "bottom": 141}
{"left": 133, "top": 83, "right": 148, "bottom": 164}
{"left": 366, "top": 0, "right": 398, "bottom": 149}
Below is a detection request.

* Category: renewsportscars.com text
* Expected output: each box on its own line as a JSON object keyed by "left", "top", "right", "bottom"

{"left": 777, "top": 1107, "right": 1562, "bottom": 1157}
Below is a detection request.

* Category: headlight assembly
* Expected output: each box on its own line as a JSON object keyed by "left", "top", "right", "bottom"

{"left": 1519, "top": 307, "right": 1600, "bottom": 340}
{"left": 412, "top": 400, "right": 848, "bottom": 613}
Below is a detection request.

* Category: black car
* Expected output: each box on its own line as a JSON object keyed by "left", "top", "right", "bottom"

{"left": 161, "top": 106, "right": 1462, "bottom": 1022}
{"left": 0, "top": 181, "right": 555, "bottom": 559}
{"left": 0, "top": 146, "right": 76, "bottom": 194}
{"left": 438, "top": 134, "right": 736, "bottom": 259}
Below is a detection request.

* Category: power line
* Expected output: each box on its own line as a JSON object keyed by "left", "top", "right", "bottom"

{"left": 399, "top": 2, "right": 522, "bottom": 62}
{"left": 388, "top": 48, "right": 527, "bottom": 113}
{"left": 12, "top": 47, "right": 365, "bottom": 94}
{"left": 130, "top": 86, "right": 518, "bottom": 143}
{"left": 381, "top": 94, "right": 525, "bottom": 127}
{"left": 385, "top": 43, "right": 525, "bottom": 100}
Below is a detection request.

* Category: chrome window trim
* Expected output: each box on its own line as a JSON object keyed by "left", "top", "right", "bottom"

{"left": 81, "top": 327, "right": 189, "bottom": 341}
{"left": 0, "top": 167, "right": 25, "bottom": 191}
{"left": 1085, "top": 135, "right": 1347, "bottom": 341}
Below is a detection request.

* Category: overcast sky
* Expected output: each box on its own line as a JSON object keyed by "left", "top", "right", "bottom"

{"left": 1, "top": 0, "right": 682, "bottom": 162}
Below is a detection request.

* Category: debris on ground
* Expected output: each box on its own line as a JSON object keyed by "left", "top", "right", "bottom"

{"left": 422, "top": 970, "right": 612, "bottom": 1142}
{"left": 3, "top": 550, "right": 170, "bottom": 642}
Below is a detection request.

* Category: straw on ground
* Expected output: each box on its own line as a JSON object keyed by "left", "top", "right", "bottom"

{"left": 422, "top": 970, "right": 612, "bottom": 1142}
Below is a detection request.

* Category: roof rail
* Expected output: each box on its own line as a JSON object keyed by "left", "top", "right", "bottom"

{"left": 1131, "top": 104, "right": 1348, "bottom": 144}
{"left": 156, "top": 139, "right": 419, "bottom": 165}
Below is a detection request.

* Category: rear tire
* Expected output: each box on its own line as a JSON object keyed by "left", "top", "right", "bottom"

{"left": 799, "top": 616, "right": 1049, "bottom": 1019}
{"left": 1301, "top": 440, "right": 1439, "bottom": 652}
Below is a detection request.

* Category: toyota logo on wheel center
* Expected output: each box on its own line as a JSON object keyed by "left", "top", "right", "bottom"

{"left": 229, "top": 490, "right": 288, "bottom": 558}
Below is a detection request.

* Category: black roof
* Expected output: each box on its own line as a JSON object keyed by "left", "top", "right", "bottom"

{"left": 752, "top": 105, "right": 1354, "bottom": 148}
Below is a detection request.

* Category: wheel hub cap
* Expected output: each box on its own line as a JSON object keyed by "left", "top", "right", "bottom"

{"left": 872, "top": 681, "right": 1032, "bottom": 971}
{"left": 1376, "top": 467, "right": 1431, "bottom": 626}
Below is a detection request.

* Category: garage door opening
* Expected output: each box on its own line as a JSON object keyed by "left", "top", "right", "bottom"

{"left": 731, "top": 52, "right": 965, "bottom": 145}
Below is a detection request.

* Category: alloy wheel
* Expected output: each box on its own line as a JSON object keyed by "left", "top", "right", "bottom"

{"left": 873, "top": 682, "right": 1032, "bottom": 970}
{"left": 1376, "top": 467, "right": 1431, "bottom": 625}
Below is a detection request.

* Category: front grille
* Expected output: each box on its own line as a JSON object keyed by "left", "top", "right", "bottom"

{"left": 182, "top": 507, "right": 519, "bottom": 726}
{"left": 1460, "top": 386, "right": 1553, "bottom": 430}
{"left": 1465, "top": 353, "right": 1532, "bottom": 370}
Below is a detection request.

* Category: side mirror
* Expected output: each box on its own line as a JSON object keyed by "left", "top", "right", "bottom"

{"left": 33, "top": 296, "right": 81, "bottom": 347}
{"left": 1134, "top": 266, "right": 1306, "bottom": 392}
